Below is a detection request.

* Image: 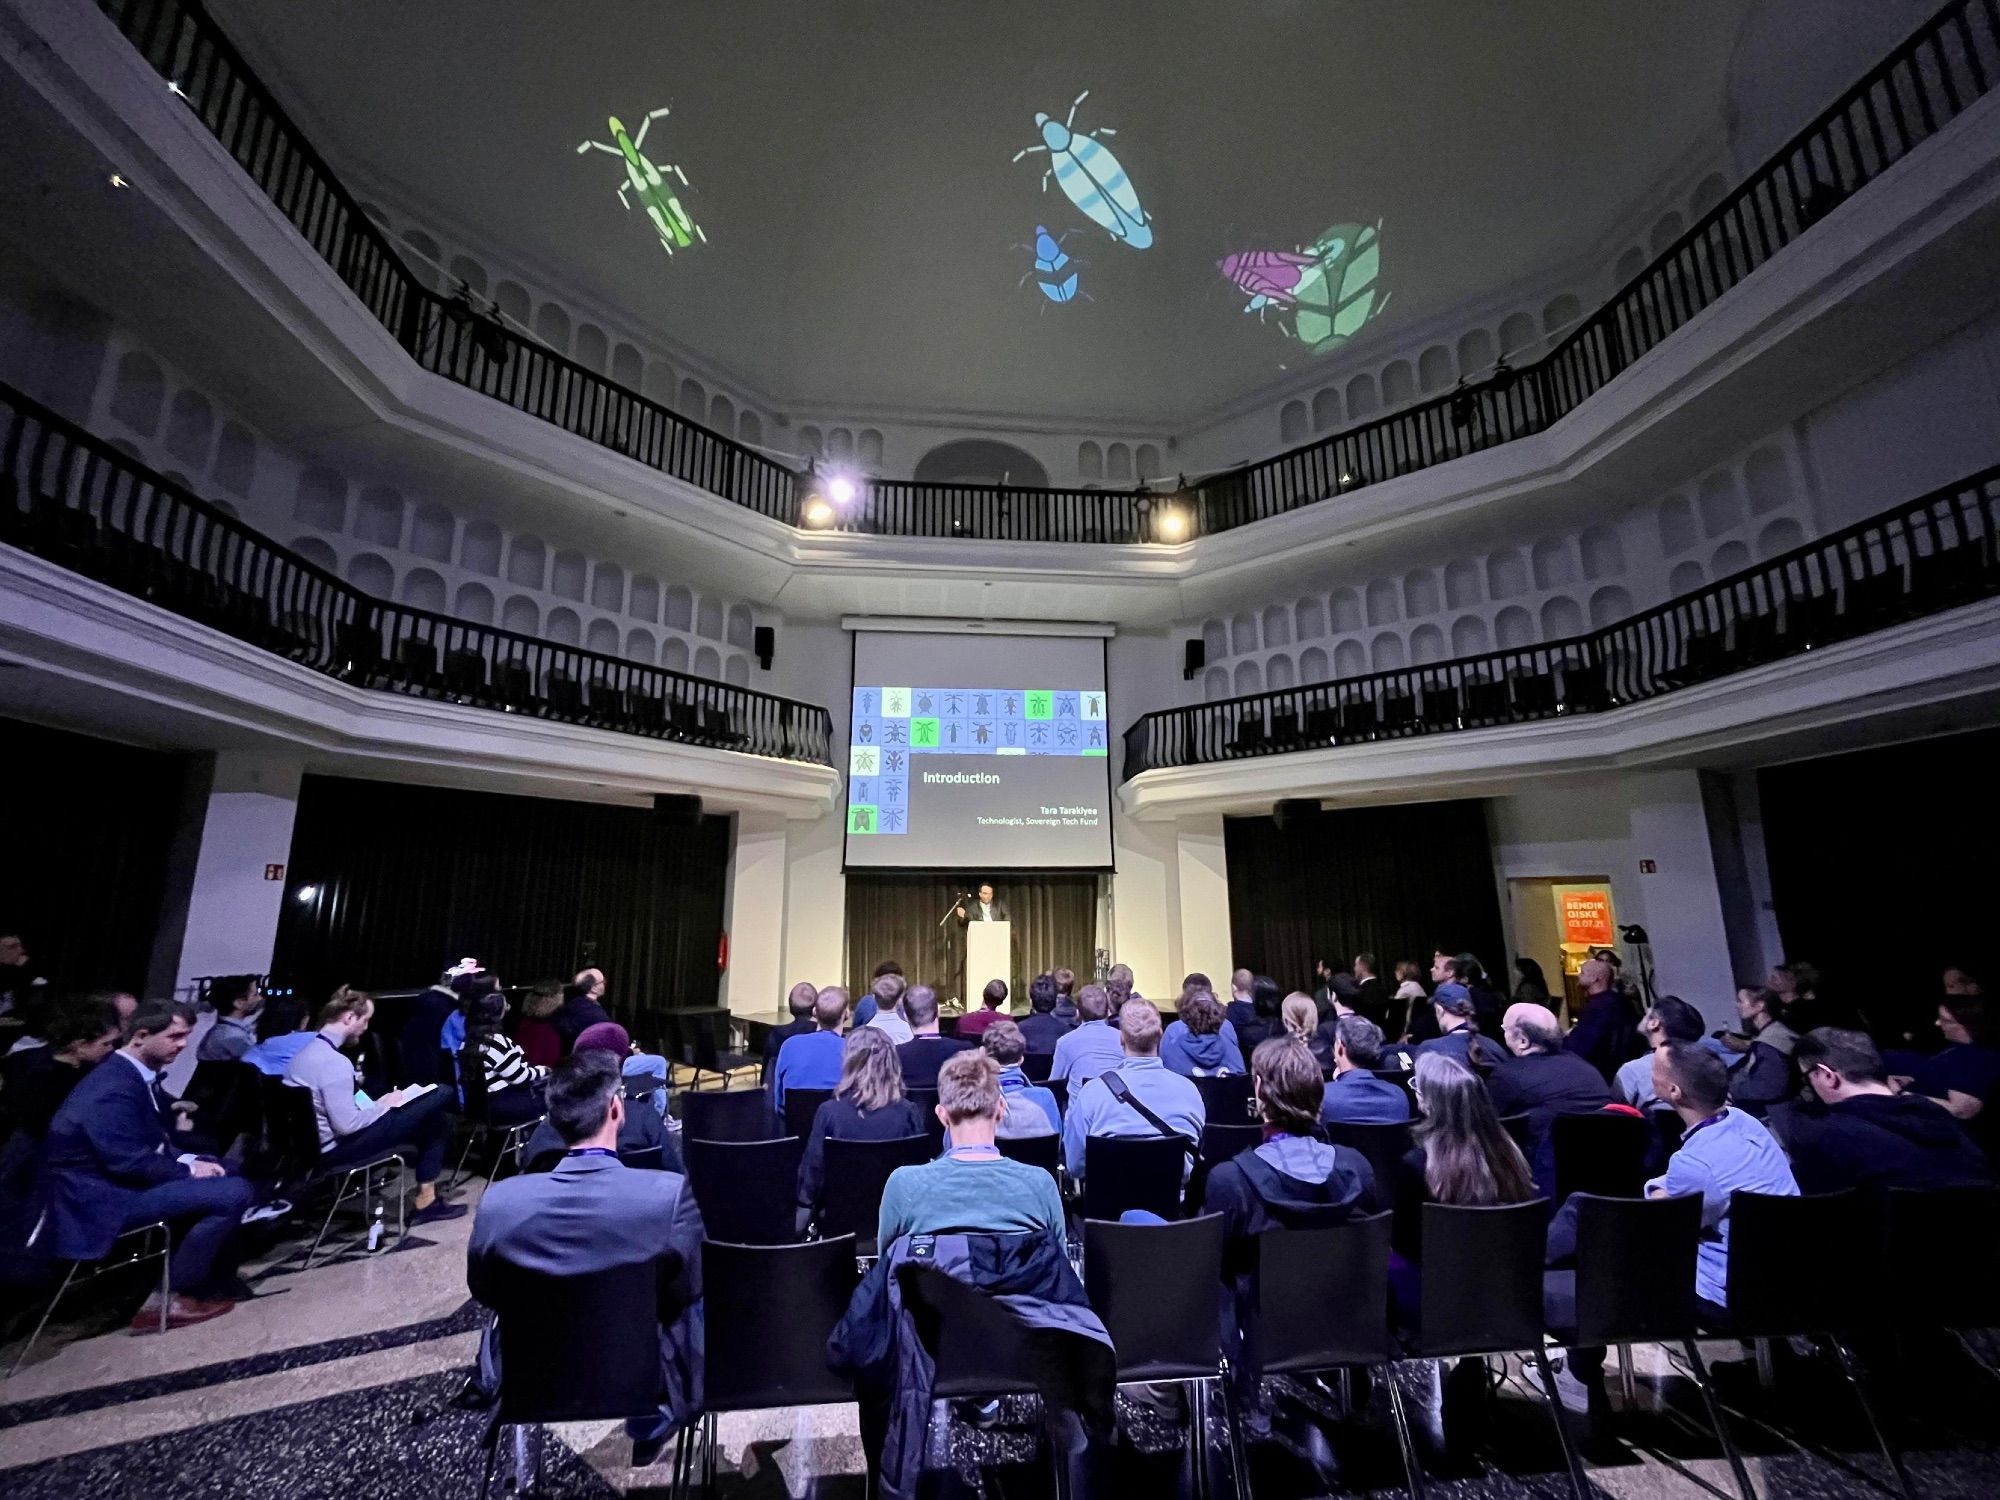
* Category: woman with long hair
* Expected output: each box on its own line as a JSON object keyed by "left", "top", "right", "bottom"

{"left": 1511, "top": 956, "right": 1552, "bottom": 1007}
{"left": 467, "top": 989, "right": 547, "bottom": 1127}
{"left": 513, "top": 981, "right": 565, "bottom": 1068}
{"left": 796, "top": 1025, "right": 927, "bottom": 1223}
{"left": 1283, "top": 992, "right": 1334, "bottom": 1074}
{"left": 1913, "top": 993, "right": 2000, "bottom": 1126}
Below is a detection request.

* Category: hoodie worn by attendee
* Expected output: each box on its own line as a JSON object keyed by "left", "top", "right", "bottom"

{"left": 1785, "top": 1091, "right": 1994, "bottom": 1196}
{"left": 1159, "top": 1020, "right": 1245, "bottom": 1077}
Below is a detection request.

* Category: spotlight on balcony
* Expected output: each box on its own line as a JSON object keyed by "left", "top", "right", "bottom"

{"left": 827, "top": 473, "right": 858, "bottom": 506}
{"left": 803, "top": 496, "right": 835, "bottom": 527}
{"left": 295, "top": 884, "right": 319, "bottom": 903}
{"left": 1156, "top": 505, "right": 1189, "bottom": 541}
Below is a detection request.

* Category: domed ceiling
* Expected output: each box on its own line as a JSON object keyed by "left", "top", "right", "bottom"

{"left": 212, "top": 0, "right": 1758, "bottom": 429}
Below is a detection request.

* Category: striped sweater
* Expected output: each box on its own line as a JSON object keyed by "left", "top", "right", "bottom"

{"left": 477, "top": 1031, "right": 548, "bottom": 1093}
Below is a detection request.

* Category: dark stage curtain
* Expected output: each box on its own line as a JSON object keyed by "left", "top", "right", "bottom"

{"left": 1761, "top": 728, "right": 2000, "bottom": 1037}
{"left": 272, "top": 776, "right": 731, "bottom": 1017}
{"left": 843, "top": 873, "right": 1098, "bottom": 1003}
{"left": 1224, "top": 800, "right": 1506, "bottom": 992}
{"left": 0, "top": 717, "right": 185, "bottom": 995}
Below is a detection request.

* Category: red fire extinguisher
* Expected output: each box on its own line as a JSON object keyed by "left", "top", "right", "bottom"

{"left": 717, "top": 930, "right": 729, "bottom": 973}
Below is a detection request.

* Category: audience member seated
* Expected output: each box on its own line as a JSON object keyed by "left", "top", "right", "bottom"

{"left": 1412, "top": 984, "right": 1494, "bottom": 1071}
{"left": 1485, "top": 1003, "right": 1613, "bottom": 1140}
{"left": 1349, "top": 953, "right": 1389, "bottom": 1026}
{"left": 1613, "top": 996, "right": 1706, "bottom": 1110}
{"left": 1718, "top": 983, "right": 1800, "bottom": 1058}
{"left": 862, "top": 973, "right": 913, "bottom": 1044}
{"left": 1235, "top": 975, "right": 1285, "bottom": 1053}
{"left": 761, "top": 981, "right": 819, "bottom": 1084}
{"left": 1320, "top": 1016, "right": 1412, "bottom": 1124}
{"left": 1910, "top": 994, "right": 2000, "bottom": 1127}
{"left": 1225, "top": 969, "right": 1256, "bottom": 1035}
{"left": 771, "top": 987, "right": 848, "bottom": 1110}
{"left": 0, "top": 929, "right": 41, "bottom": 1021}
{"left": 285, "top": 988, "right": 463, "bottom": 1224}
{"left": 850, "top": 961, "right": 899, "bottom": 1029}
{"left": 1, "top": 993, "right": 122, "bottom": 1144}
{"left": 1452, "top": 955, "right": 1507, "bottom": 1039}
{"left": 1051, "top": 983, "right": 1124, "bottom": 1085}
{"left": 1050, "top": 967, "right": 1080, "bottom": 1027}
{"left": 439, "top": 971, "right": 500, "bottom": 1090}
{"left": 466, "top": 990, "right": 547, "bottom": 1127}
{"left": 1282, "top": 993, "right": 1334, "bottom": 1073}
{"left": 877, "top": 1051, "right": 1067, "bottom": 1246}
{"left": 1565, "top": 958, "right": 1644, "bottom": 1081}
{"left": 1106, "top": 963, "right": 1139, "bottom": 1003}
{"left": 523, "top": 1021, "right": 673, "bottom": 1169}
{"left": 195, "top": 975, "right": 263, "bottom": 1063}
{"left": 1511, "top": 956, "right": 1553, "bottom": 1007}
{"left": 401, "top": 960, "right": 475, "bottom": 1084}
{"left": 241, "top": 991, "right": 315, "bottom": 1076}
{"left": 1018, "top": 972, "right": 1073, "bottom": 1055}
{"left": 1160, "top": 988, "right": 1244, "bottom": 1077}
{"left": 1389, "top": 959, "right": 1428, "bottom": 1042}
{"left": 552, "top": 967, "right": 613, "bottom": 1054}
{"left": 982, "top": 1019, "right": 1058, "bottom": 1137}
{"left": 797, "top": 1027, "right": 927, "bottom": 1223}
{"left": 1785, "top": 1027, "right": 1993, "bottom": 1194}
{"left": 957, "top": 979, "right": 1009, "bottom": 1041}
{"left": 512, "top": 981, "right": 566, "bottom": 1069}
{"left": 40, "top": 1000, "right": 257, "bottom": 1331}
{"left": 467, "top": 1051, "right": 703, "bottom": 1454}
{"left": 1391, "top": 1053, "right": 1537, "bottom": 1320}
{"left": 1062, "top": 1001, "right": 1206, "bottom": 1184}
{"left": 894, "top": 986, "right": 972, "bottom": 1088}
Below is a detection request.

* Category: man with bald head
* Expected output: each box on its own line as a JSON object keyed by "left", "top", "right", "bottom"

{"left": 1226, "top": 968, "right": 1256, "bottom": 1034}
{"left": 554, "top": 967, "right": 613, "bottom": 1053}
{"left": 762, "top": 981, "right": 820, "bottom": 1085}
{"left": 1486, "top": 1001, "right": 1613, "bottom": 1146}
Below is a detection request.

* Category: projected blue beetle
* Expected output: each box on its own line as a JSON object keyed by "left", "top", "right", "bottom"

{"left": 1013, "top": 91, "right": 1153, "bottom": 250}
{"left": 1019, "top": 225, "right": 1086, "bottom": 304}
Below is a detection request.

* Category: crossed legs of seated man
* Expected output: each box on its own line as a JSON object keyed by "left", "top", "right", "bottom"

{"left": 323, "top": 1086, "right": 460, "bottom": 1219}
{"left": 125, "top": 1173, "right": 259, "bottom": 1330}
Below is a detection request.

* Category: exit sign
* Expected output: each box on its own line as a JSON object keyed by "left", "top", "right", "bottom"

{"left": 264, "top": 863, "right": 285, "bottom": 881}
{"left": 1639, "top": 859, "right": 1657, "bottom": 874}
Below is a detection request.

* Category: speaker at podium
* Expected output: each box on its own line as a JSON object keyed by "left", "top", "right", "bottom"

{"left": 964, "top": 920, "right": 1011, "bottom": 1003}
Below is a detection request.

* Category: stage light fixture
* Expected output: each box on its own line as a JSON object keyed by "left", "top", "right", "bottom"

{"left": 803, "top": 496, "right": 834, "bottom": 527}
{"left": 1157, "top": 505, "right": 1188, "bottom": 541}
{"left": 108, "top": 173, "right": 128, "bottom": 189}
{"left": 295, "top": 884, "right": 319, "bottom": 902}
{"left": 828, "top": 473, "right": 858, "bottom": 505}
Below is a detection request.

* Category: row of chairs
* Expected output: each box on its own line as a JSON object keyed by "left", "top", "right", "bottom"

{"left": 484, "top": 1184, "right": 2000, "bottom": 1500}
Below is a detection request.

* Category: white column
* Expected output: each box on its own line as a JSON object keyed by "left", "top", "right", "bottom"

{"left": 1175, "top": 815, "right": 1234, "bottom": 997}
{"left": 1624, "top": 771, "right": 1740, "bottom": 1024}
{"left": 720, "top": 812, "right": 790, "bottom": 1020}
{"left": 1111, "top": 816, "right": 1178, "bottom": 998}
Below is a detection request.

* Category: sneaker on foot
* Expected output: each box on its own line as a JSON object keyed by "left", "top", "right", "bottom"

{"left": 411, "top": 1199, "right": 469, "bottom": 1226}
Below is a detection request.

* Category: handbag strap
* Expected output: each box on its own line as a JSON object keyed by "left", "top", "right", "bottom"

{"left": 1104, "top": 1072, "right": 1197, "bottom": 1157}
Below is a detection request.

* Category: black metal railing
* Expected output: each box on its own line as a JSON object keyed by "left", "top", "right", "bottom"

{"left": 0, "top": 380, "right": 834, "bottom": 765}
{"left": 93, "top": 0, "right": 1999, "bottom": 542}
{"left": 1123, "top": 464, "right": 2000, "bottom": 778}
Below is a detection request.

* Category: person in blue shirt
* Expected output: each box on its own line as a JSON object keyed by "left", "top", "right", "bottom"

{"left": 240, "top": 991, "right": 317, "bottom": 1076}
{"left": 771, "top": 988, "right": 848, "bottom": 1111}
{"left": 1050, "top": 984, "right": 1125, "bottom": 1085}
{"left": 1063, "top": 1001, "right": 1206, "bottom": 1183}
{"left": 1320, "top": 1015, "right": 1412, "bottom": 1124}
{"left": 981, "top": 1017, "right": 1059, "bottom": 1136}
{"left": 1161, "top": 988, "right": 1245, "bottom": 1077}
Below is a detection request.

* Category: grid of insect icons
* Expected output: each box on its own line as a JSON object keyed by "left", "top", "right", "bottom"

{"left": 845, "top": 686, "right": 1107, "bottom": 836}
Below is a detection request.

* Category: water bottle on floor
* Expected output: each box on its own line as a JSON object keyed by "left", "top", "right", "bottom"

{"left": 367, "top": 1204, "right": 385, "bottom": 1253}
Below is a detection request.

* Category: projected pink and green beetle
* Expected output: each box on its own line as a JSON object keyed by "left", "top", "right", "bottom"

{"left": 1219, "top": 221, "right": 1387, "bottom": 354}
{"left": 577, "top": 108, "right": 706, "bottom": 257}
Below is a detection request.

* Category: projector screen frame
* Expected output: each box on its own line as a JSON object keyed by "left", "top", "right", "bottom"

{"left": 840, "top": 622, "right": 1117, "bottom": 875}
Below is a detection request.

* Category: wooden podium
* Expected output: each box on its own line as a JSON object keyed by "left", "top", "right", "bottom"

{"left": 965, "top": 920, "right": 1011, "bottom": 1002}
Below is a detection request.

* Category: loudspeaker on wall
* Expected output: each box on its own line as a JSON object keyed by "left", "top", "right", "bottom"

{"left": 753, "top": 625, "right": 774, "bottom": 670}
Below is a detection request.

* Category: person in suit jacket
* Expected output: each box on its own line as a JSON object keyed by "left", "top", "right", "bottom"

{"left": 1350, "top": 954, "right": 1390, "bottom": 1027}
{"left": 40, "top": 1000, "right": 255, "bottom": 1331}
{"left": 955, "top": 882, "right": 1008, "bottom": 923}
{"left": 895, "top": 986, "right": 973, "bottom": 1089}
{"left": 468, "top": 1050, "right": 705, "bottom": 1456}
{"left": 1320, "top": 1016, "right": 1413, "bottom": 1125}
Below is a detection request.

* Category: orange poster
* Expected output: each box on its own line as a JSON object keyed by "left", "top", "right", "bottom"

{"left": 1553, "top": 885, "right": 1615, "bottom": 949}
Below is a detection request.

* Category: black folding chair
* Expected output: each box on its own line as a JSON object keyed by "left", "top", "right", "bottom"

{"left": 998, "top": 1131, "right": 1062, "bottom": 1180}
{"left": 8, "top": 1220, "right": 171, "bottom": 1376}
{"left": 476, "top": 1256, "right": 672, "bottom": 1496}
{"left": 1193, "top": 1073, "right": 1257, "bottom": 1125}
{"left": 1550, "top": 1110, "right": 1652, "bottom": 1200}
{"left": 781, "top": 1087, "right": 833, "bottom": 1143}
{"left": 818, "top": 1134, "right": 932, "bottom": 1250}
{"left": 180, "top": 1059, "right": 256, "bottom": 1154}
{"left": 260, "top": 1076, "right": 408, "bottom": 1267}
{"left": 1552, "top": 1193, "right": 1753, "bottom": 1500}
{"left": 680, "top": 1012, "right": 760, "bottom": 1091}
{"left": 677, "top": 1237, "right": 861, "bottom": 1495}
{"left": 1082, "top": 1135, "right": 1187, "bottom": 1222}
{"left": 1883, "top": 1185, "right": 2000, "bottom": 1334}
{"left": 1322, "top": 1119, "right": 1415, "bottom": 1197}
{"left": 1047, "top": 1077, "right": 1070, "bottom": 1118}
{"left": 1085, "top": 1214, "right": 1237, "bottom": 1499}
{"left": 1190, "top": 1123, "right": 1261, "bottom": 1211}
{"left": 681, "top": 1088, "right": 779, "bottom": 1143}
{"left": 684, "top": 1137, "right": 802, "bottom": 1246}
{"left": 1022, "top": 1052, "right": 1055, "bottom": 1082}
{"left": 1245, "top": 1213, "right": 1421, "bottom": 1500}
{"left": 907, "top": 1086, "right": 945, "bottom": 1148}
{"left": 449, "top": 1044, "right": 543, "bottom": 1190}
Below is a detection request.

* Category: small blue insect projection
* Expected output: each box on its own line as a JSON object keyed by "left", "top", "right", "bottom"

{"left": 1019, "top": 224, "right": 1085, "bottom": 304}
{"left": 1013, "top": 91, "right": 1152, "bottom": 250}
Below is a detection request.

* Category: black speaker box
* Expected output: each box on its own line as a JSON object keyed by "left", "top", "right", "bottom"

{"left": 652, "top": 793, "right": 704, "bottom": 824}
{"left": 1183, "top": 638, "right": 1206, "bottom": 679}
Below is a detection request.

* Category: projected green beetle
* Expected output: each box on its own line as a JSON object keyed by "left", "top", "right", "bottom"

{"left": 577, "top": 107, "right": 706, "bottom": 257}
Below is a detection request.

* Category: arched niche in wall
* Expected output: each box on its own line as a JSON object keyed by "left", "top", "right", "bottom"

{"left": 726, "top": 604, "right": 755, "bottom": 650}
{"left": 1311, "top": 387, "right": 1340, "bottom": 431}
{"left": 679, "top": 378, "right": 707, "bottom": 420}
{"left": 110, "top": 350, "right": 165, "bottom": 436}
{"left": 1329, "top": 588, "right": 1363, "bottom": 633}
{"left": 663, "top": 585, "right": 694, "bottom": 631}
{"left": 1261, "top": 604, "right": 1291, "bottom": 648}
{"left": 1364, "top": 580, "right": 1399, "bottom": 626}
{"left": 533, "top": 302, "right": 570, "bottom": 351}
{"left": 1230, "top": 611, "right": 1258, "bottom": 655}
{"left": 1614, "top": 245, "right": 1647, "bottom": 288}
{"left": 1456, "top": 328, "right": 1496, "bottom": 379}
{"left": 494, "top": 281, "right": 531, "bottom": 330}
{"left": 859, "top": 430, "right": 885, "bottom": 468}
{"left": 914, "top": 439, "right": 1050, "bottom": 488}
{"left": 1280, "top": 400, "right": 1307, "bottom": 444}
{"left": 1380, "top": 360, "right": 1415, "bottom": 409}
{"left": 643, "top": 358, "right": 677, "bottom": 405}
{"left": 1416, "top": 345, "right": 1455, "bottom": 394}
{"left": 1485, "top": 549, "right": 1528, "bottom": 600}
{"left": 1498, "top": 311, "right": 1539, "bottom": 362}
{"left": 164, "top": 389, "right": 214, "bottom": 468}
{"left": 213, "top": 422, "right": 257, "bottom": 498}
{"left": 798, "top": 426, "right": 824, "bottom": 460}
{"left": 353, "top": 485, "right": 404, "bottom": 547}
{"left": 585, "top": 617, "right": 620, "bottom": 655}
{"left": 455, "top": 582, "right": 495, "bottom": 625}
{"left": 1542, "top": 293, "right": 1582, "bottom": 339}
{"left": 1649, "top": 210, "right": 1685, "bottom": 256}
{"left": 1578, "top": 525, "right": 1625, "bottom": 580}
{"left": 1743, "top": 446, "right": 1792, "bottom": 516}
{"left": 1202, "top": 666, "right": 1228, "bottom": 701}
{"left": 1587, "top": 585, "right": 1633, "bottom": 629}
{"left": 1656, "top": 494, "right": 1698, "bottom": 556}
{"left": 1078, "top": 442, "right": 1103, "bottom": 479}
{"left": 1690, "top": 172, "right": 1729, "bottom": 217}
{"left": 1697, "top": 470, "right": 1744, "bottom": 538}
{"left": 345, "top": 551, "right": 394, "bottom": 597}
{"left": 501, "top": 595, "right": 540, "bottom": 636}
{"left": 1756, "top": 517, "right": 1805, "bottom": 559}
{"left": 572, "top": 323, "right": 608, "bottom": 374}
{"left": 448, "top": 255, "right": 488, "bottom": 298}
{"left": 1494, "top": 605, "right": 1534, "bottom": 650}
{"left": 1106, "top": 444, "right": 1134, "bottom": 481}
{"left": 290, "top": 535, "right": 338, "bottom": 572}
{"left": 1200, "top": 619, "right": 1228, "bottom": 663}
{"left": 1333, "top": 639, "right": 1367, "bottom": 677}
{"left": 1345, "top": 373, "right": 1378, "bottom": 420}
{"left": 725, "top": 656, "right": 750, "bottom": 687}
{"left": 739, "top": 411, "right": 764, "bottom": 449}
{"left": 695, "top": 597, "right": 724, "bottom": 640}
{"left": 506, "top": 534, "right": 547, "bottom": 589}
{"left": 461, "top": 520, "right": 502, "bottom": 577}
{"left": 1531, "top": 537, "right": 1578, "bottom": 590}
{"left": 1402, "top": 568, "right": 1440, "bottom": 617}
{"left": 1539, "top": 596, "right": 1585, "bottom": 638}
{"left": 550, "top": 550, "right": 588, "bottom": 602}
{"left": 710, "top": 394, "right": 735, "bottom": 435}
{"left": 409, "top": 502, "right": 455, "bottom": 562}
{"left": 1267, "top": 654, "right": 1296, "bottom": 691}
{"left": 546, "top": 607, "right": 582, "bottom": 647}
{"left": 1711, "top": 540, "right": 1751, "bottom": 576}
{"left": 1409, "top": 623, "right": 1446, "bottom": 664}
{"left": 1294, "top": 597, "right": 1326, "bottom": 641}
{"left": 1443, "top": 559, "right": 1481, "bottom": 609}
{"left": 1450, "top": 615, "right": 1490, "bottom": 656}
{"left": 1370, "top": 632, "right": 1405, "bottom": 671}
{"left": 1668, "top": 560, "right": 1707, "bottom": 593}
{"left": 1233, "top": 660, "right": 1262, "bottom": 695}
{"left": 1299, "top": 645, "right": 1329, "bottom": 682}
{"left": 400, "top": 567, "right": 447, "bottom": 612}
{"left": 624, "top": 627, "right": 654, "bottom": 662}
{"left": 401, "top": 230, "right": 442, "bottom": 291}
{"left": 611, "top": 343, "right": 644, "bottom": 390}
{"left": 591, "top": 562, "right": 625, "bottom": 612}
{"left": 661, "top": 636, "right": 690, "bottom": 673}
{"left": 693, "top": 645, "right": 722, "bottom": 679}
{"left": 828, "top": 428, "right": 855, "bottom": 461}
{"left": 629, "top": 575, "right": 661, "bottom": 622}
{"left": 293, "top": 465, "right": 348, "bottom": 531}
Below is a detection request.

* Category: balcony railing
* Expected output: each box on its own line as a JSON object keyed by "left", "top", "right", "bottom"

{"left": 1123, "top": 465, "right": 2000, "bottom": 778}
{"left": 93, "top": 0, "right": 1999, "bottom": 542}
{"left": 0, "top": 379, "right": 834, "bottom": 765}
